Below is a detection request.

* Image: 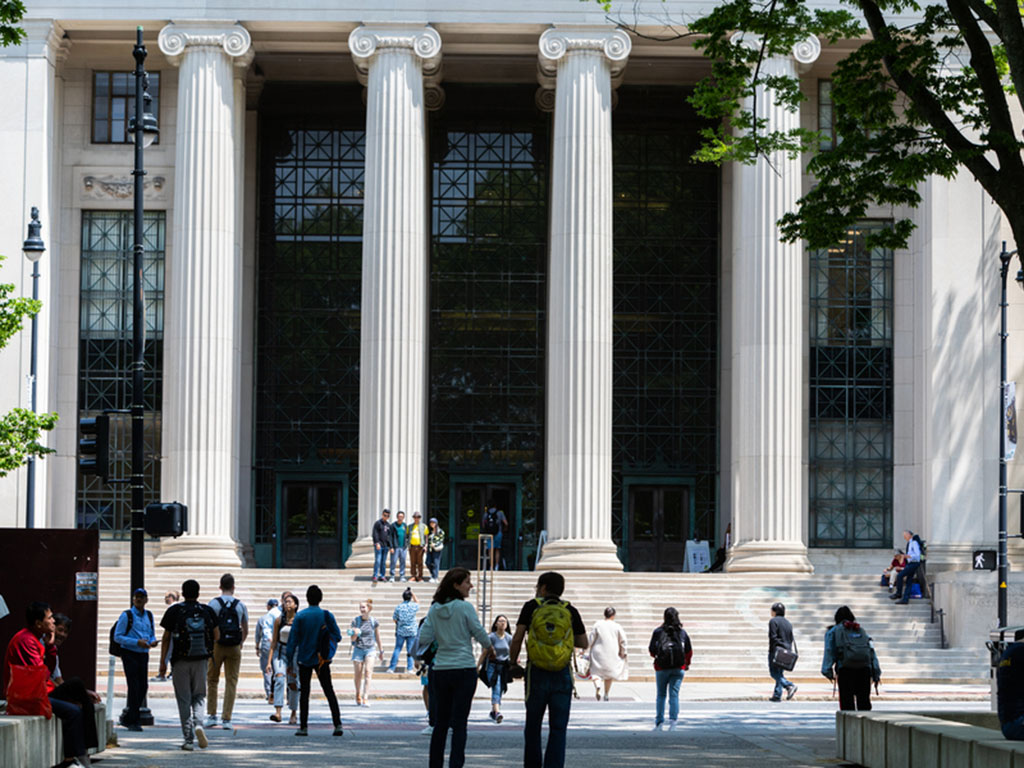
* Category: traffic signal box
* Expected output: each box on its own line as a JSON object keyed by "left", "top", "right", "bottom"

{"left": 78, "top": 414, "right": 110, "bottom": 480}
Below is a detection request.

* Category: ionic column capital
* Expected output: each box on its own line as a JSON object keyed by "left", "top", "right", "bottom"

{"left": 734, "top": 33, "right": 821, "bottom": 70}
{"left": 158, "top": 21, "right": 252, "bottom": 66}
{"left": 538, "top": 26, "right": 631, "bottom": 78}
{"left": 348, "top": 23, "right": 442, "bottom": 85}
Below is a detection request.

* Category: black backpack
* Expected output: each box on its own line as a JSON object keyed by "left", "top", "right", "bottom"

{"left": 482, "top": 508, "right": 500, "bottom": 535}
{"left": 655, "top": 628, "right": 685, "bottom": 668}
{"left": 108, "top": 609, "right": 152, "bottom": 657}
{"left": 175, "top": 602, "right": 213, "bottom": 660}
{"left": 835, "top": 623, "right": 874, "bottom": 670}
{"left": 213, "top": 597, "right": 243, "bottom": 646}
{"left": 415, "top": 617, "right": 438, "bottom": 667}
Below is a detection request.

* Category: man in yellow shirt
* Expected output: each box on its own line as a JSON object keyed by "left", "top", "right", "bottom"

{"left": 408, "top": 512, "right": 429, "bottom": 582}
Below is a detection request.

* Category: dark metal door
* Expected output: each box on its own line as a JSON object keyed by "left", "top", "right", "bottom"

{"left": 453, "top": 483, "right": 514, "bottom": 569}
{"left": 628, "top": 485, "right": 689, "bottom": 571}
{"left": 282, "top": 483, "right": 344, "bottom": 568}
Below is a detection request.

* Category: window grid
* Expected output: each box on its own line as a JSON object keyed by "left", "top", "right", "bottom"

{"left": 92, "top": 71, "right": 161, "bottom": 145}
{"left": 818, "top": 80, "right": 836, "bottom": 151}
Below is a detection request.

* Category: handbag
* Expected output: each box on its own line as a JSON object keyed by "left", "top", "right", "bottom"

{"left": 6, "top": 664, "right": 53, "bottom": 718}
{"left": 772, "top": 642, "right": 799, "bottom": 672}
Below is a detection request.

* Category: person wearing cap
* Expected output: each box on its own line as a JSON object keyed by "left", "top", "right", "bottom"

{"left": 372, "top": 509, "right": 392, "bottom": 584}
{"left": 408, "top": 512, "right": 429, "bottom": 582}
{"left": 256, "top": 598, "right": 281, "bottom": 704}
{"left": 426, "top": 517, "right": 446, "bottom": 583}
{"left": 114, "top": 588, "right": 158, "bottom": 731}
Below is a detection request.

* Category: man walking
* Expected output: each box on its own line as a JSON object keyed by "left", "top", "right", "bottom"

{"left": 255, "top": 598, "right": 280, "bottom": 704}
{"left": 287, "top": 585, "right": 343, "bottom": 737}
{"left": 891, "top": 530, "right": 922, "bottom": 604}
{"left": 408, "top": 512, "right": 429, "bottom": 582}
{"left": 389, "top": 510, "right": 410, "bottom": 582}
{"left": 113, "top": 588, "right": 157, "bottom": 731}
{"left": 206, "top": 574, "right": 248, "bottom": 731}
{"left": 767, "top": 602, "right": 797, "bottom": 702}
{"left": 508, "top": 572, "right": 587, "bottom": 768}
{"left": 372, "top": 509, "right": 392, "bottom": 583}
{"left": 159, "top": 579, "right": 218, "bottom": 751}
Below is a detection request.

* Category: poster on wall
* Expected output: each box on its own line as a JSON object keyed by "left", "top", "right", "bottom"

{"left": 1006, "top": 382, "right": 1018, "bottom": 461}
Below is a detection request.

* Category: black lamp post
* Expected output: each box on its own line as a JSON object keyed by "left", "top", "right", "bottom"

{"left": 127, "top": 26, "right": 159, "bottom": 598}
{"left": 22, "top": 207, "right": 45, "bottom": 529}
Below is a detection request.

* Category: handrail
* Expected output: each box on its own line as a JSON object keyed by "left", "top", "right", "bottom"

{"left": 476, "top": 534, "right": 494, "bottom": 631}
{"left": 534, "top": 530, "right": 547, "bottom": 570}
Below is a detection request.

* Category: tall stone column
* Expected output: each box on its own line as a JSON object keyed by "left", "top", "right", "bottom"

{"left": 725, "top": 38, "right": 820, "bottom": 573}
{"left": 155, "top": 22, "right": 252, "bottom": 566}
{"left": 535, "top": 27, "right": 629, "bottom": 571}
{"left": 345, "top": 24, "right": 441, "bottom": 569}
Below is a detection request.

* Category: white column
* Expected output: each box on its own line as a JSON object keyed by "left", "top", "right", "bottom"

{"left": 725, "top": 38, "right": 820, "bottom": 573}
{"left": 345, "top": 24, "right": 440, "bottom": 569}
{"left": 155, "top": 22, "right": 252, "bottom": 567}
{"left": 536, "top": 27, "right": 629, "bottom": 571}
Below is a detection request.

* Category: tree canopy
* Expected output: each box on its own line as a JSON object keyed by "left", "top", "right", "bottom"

{"left": 596, "top": 0, "right": 1024, "bottom": 253}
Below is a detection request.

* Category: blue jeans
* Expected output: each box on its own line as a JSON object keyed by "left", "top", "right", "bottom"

{"left": 524, "top": 666, "right": 572, "bottom": 768}
{"left": 390, "top": 548, "right": 407, "bottom": 579}
{"left": 426, "top": 549, "right": 441, "bottom": 580}
{"left": 1003, "top": 713, "right": 1024, "bottom": 740}
{"left": 389, "top": 634, "right": 416, "bottom": 671}
{"left": 895, "top": 560, "right": 921, "bottom": 602}
{"left": 373, "top": 546, "right": 387, "bottom": 580}
{"left": 768, "top": 661, "right": 793, "bottom": 700}
{"left": 486, "top": 660, "right": 504, "bottom": 705}
{"left": 429, "top": 667, "right": 477, "bottom": 768}
{"left": 655, "top": 668, "right": 683, "bottom": 725}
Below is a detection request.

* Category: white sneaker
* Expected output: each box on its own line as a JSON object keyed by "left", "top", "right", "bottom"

{"left": 220, "top": 720, "right": 233, "bottom": 731}
{"left": 653, "top": 722, "right": 664, "bottom": 731}
{"left": 181, "top": 742, "right": 195, "bottom": 751}
{"left": 195, "top": 725, "right": 208, "bottom": 749}
{"left": 204, "top": 715, "right": 219, "bottom": 728}
{"left": 668, "top": 720, "right": 678, "bottom": 731}
{"left": 421, "top": 725, "right": 433, "bottom": 735}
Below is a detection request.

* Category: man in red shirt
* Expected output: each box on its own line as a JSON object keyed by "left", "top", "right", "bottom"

{"left": 4, "top": 601, "right": 93, "bottom": 767}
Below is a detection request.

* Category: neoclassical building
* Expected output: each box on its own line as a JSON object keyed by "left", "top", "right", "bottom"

{"left": 0, "top": 1, "right": 1017, "bottom": 579}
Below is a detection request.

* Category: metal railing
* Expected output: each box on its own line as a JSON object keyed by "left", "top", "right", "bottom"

{"left": 476, "top": 534, "right": 494, "bottom": 631}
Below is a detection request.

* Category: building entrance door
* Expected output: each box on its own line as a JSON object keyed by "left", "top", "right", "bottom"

{"left": 627, "top": 485, "right": 690, "bottom": 572}
{"left": 453, "top": 483, "right": 515, "bottom": 569}
{"left": 281, "top": 483, "right": 346, "bottom": 568}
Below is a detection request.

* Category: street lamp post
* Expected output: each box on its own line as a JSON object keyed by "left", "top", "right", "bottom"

{"left": 22, "top": 207, "right": 45, "bottom": 529}
{"left": 128, "top": 27, "right": 159, "bottom": 597}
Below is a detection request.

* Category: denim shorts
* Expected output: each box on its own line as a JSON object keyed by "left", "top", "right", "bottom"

{"left": 352, "top": 646, "right": 373, "bottom": 663}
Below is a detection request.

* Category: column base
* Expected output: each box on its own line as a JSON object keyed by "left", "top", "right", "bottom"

{"left": 154, "top": 535, "right": 244, "bottom": 568}
{"left": 536, "top": 538, "right": 623, "bottom": 571}
{"left": 725, "top": 540, "right": 814, "bottom": 574}
{"left": 343, "top": 536, "right": 376, "bottom": 571}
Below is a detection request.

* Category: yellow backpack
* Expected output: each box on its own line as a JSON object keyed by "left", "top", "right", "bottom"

{"left": 526, "top": 597, "right": 574, "bottom": 671}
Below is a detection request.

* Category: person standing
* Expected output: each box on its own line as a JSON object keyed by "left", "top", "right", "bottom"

{"left": 372, "top": 509, "right": 392, "bottom": 584}
{"left": 409, "top": 512, "right": 429, "bottom": 582}
{"left": 426, "top": 517, "right": 446, "bottom": 582}
{"left": 480, "top": 505, "right": 508, "bottom": 570}
{"left": 586, "top": 607, "right": 628, "bottom": 702}
{"left": 287, "top": 585, "right": 343, "bottom": 737}
{"left": 648, "top": 607, "right": 692, "bottom": 731}
{"left": 158, "top": 579, "right": 218, "bottom": 752}
{"left": 508, "top": 571, "right": 588, "bottom": 768}
{"left": 997, "top": 629, "right": 1024, "bottom": 740}
{"left": 388, "top": 588, "right": 420, "bottom": 673}
{"left": 206, "top": 573, "right": 249, "bottom": 731}
{"left": 890, "top": 530, "right": 922, "bottom": 604}
{"left": 480, "top": 614, "right": 511, "bottom": 723}
{"left": 768, "top": 602, "right": 797, "bottom": 702}
{"left": 266, "top": 593, "right": 300, "bottom": 724}
{"left": 389, "top": 511, "right": 410, "bottom": 582}
{"left": 417, "top": 567, "right": 494, "bottom": 768}
{"left": 349, "top": 601, "right": 383, "bottom": 705}
{"left": 821, "top": 606, "right": 881, "bottom": 711}
{"left": 153, "top": 591, "right": 180, "bottom": 682}
{"left": 255, "top": 598, "right": 281, "bottom": 705}
{"left": 114, "top": 588, "right": 157, "bottom": 731}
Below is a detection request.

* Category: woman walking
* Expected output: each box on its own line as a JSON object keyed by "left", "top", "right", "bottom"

{"left": 821, "top": 606, "right": 881, "bottom": 711}
{"left": 648, "top": 607, "right": 692, "bottom": 731}
{"left": 349, "top": 601, "right": 383, "bottom": 706}
{"left": 478, "top": 614, "right": 511, "bottom": 723}
{"left": 587, "top": 607, "right": 628, "bottom": 701}
{"left": 266, "top": 593, "right": 300, "bottom": 724}
{"left": 418, "top": 567, "right": 493, "bottom": 768}
{"left": 426, "top": 517, "right": 446, "bottom": 583}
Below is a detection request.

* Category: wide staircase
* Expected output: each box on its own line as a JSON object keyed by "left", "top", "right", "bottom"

{"left": 95, "top": 567, "right": 987, "bottom": 685}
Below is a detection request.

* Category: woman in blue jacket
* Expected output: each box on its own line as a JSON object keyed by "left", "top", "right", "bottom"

{"left": 821, "top": 605, "right": 881, "bottom": 711}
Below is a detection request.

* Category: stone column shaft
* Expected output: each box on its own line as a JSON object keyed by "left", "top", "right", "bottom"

{"left": 156, "top": 22, "right": 252, "bottom": 566}
{"left": 536, "top": 27, "right": 629, "bottom": 571}
{"left": 726, "top": 39, "right": 819, "bottom": 573}
{"left": 345, "top": 25, "right": 440, "bottom": 569}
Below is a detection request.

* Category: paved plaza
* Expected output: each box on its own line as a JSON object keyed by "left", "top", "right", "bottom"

{"left": 94, "top": 682, "right": 991, "bottom": 767}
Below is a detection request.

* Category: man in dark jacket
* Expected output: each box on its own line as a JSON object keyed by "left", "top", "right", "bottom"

{"left": 768, "top": 602, "right": 797, "bottom": 702}
{"left": 372, "top": 509, "right": 391, "bottom": 583}
{"left": 998, "top": 629, "right": 1024, "bottom": 740}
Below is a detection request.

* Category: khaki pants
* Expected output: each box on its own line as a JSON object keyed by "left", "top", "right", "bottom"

{"left": 410, "top": 545, "right": 425, "bottom": 580}
{"left": 207, "top": 643, "right": 242, "bottom": 720}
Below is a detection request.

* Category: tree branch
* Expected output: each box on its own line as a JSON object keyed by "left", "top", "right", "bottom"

{"left": 991, "top": 0, "right": 1024, "bottom": 107}
{"left": 962, "top": 0, "right": 1000, "bottom": 32}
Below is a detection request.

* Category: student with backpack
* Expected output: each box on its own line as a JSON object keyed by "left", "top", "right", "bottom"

{"left": 480, "top": 506, "right": 508, "bottom": 570}
{"left": 647, "top": 607, "right": 693, "bottom": 730}
{"left": 287, "top": 585, "right": 343, "bottom": 737}
{"left": 821, "top": 606, "right": 881, "bottom": 711}
{"left": 508, "top": 571, "right": 588, "bottom": 768}
{"left": 205, "top": 573, "right": 249, "bottom": 731}
{"left": 158, "top": 579, "right": 218, "bottom": 751}
{"left": 112, "top": 588, "right": 158, "bottom": 731}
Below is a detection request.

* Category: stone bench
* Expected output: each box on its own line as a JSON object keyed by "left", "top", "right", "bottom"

{"left": 837, "top": 710, "right": 1024, "bottom": 768}
{"left": 0, "top": 702, "right": 107, "bottom": 768}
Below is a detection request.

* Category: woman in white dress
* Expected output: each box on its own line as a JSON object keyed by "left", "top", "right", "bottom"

{"left": 586, "top": 607, "right": 628, "bottom": 701}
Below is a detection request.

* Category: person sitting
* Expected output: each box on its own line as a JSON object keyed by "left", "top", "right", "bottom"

{"left": 50, "top": 613, "right": 101, "bottom": 757}
{"left": 4, "top": 601, "right": 93, "bottom": 767}
{"left": 881, "top": 551, "right": 906, "bottom": 589}
{"left": 998, "top": 629, "right": 1024, "bottom": 740}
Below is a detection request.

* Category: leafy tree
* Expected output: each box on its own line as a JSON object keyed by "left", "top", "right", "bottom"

{"left": 0, "top": 3, "right": 57, "bottom": 477}
{"left": 593, "top": 0, "right": 1024, "bottom": 252}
